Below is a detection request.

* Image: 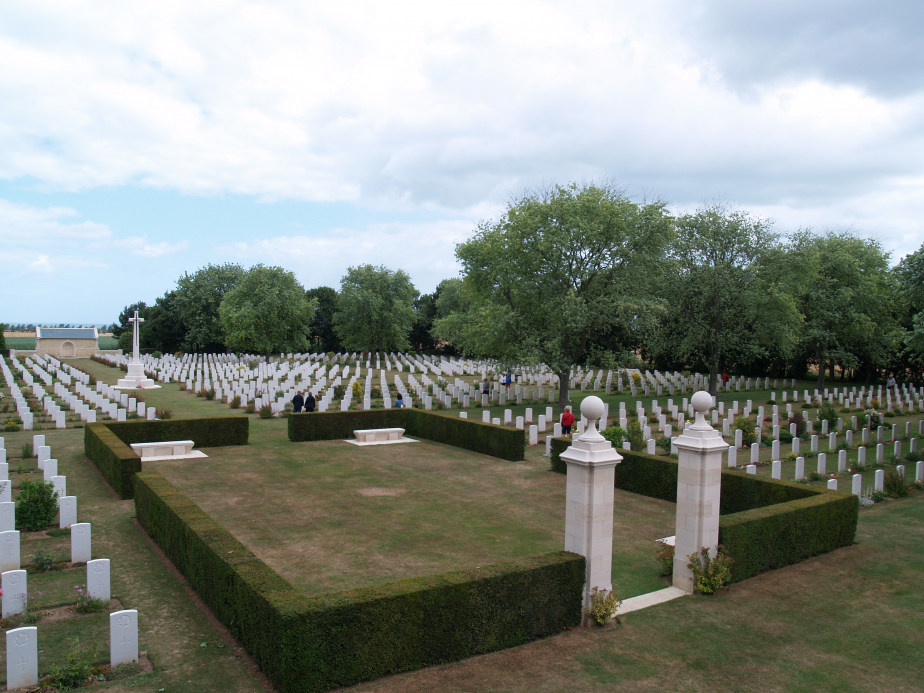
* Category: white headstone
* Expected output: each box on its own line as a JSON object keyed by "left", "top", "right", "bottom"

{"left": 5, "top": 626, "right": 38, "bottom": 689}
{"left": 43, "top": 459, "right": 58, "bottom": 481}
{"left": 71, "top": 522, "right": 91, "bottom": 563}
{"left": 0, "top": 502, "right": 14, "bottom": 532}
{"left": 87, "top": 558, "right": 111, "bottom": 602}
{"left": 2, "top": 570, "right": 27, "bottom": 618}
{"left": 59, "top": 495, "right": 77, "bottom": 528}
{"left": 110, "top": 609, "right": 139, "bottom": 667}
{"left": 0, "top": 530, "right": 19, "bottom": 573}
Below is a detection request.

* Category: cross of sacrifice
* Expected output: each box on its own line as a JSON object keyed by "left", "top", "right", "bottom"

{"left": 129, "top": 311, "right": 145, "bottom": 361}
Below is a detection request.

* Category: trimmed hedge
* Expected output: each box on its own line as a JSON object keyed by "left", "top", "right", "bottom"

{"left": 288, "top": 409, "right": 526, "bottom": 461}
{"left": 549, "top": 437, "right": 858, "bottom": 582}
{"left": 134, "top": 471, "right": 584, "bottom": 693}
{"left": 84, "top": 416, "right": 249, "bottom": 499}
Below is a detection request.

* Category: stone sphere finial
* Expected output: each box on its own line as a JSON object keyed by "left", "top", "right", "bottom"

{"left": 691, "top": 390, "right": 712, "bottom": 413}
{"left": 691, "top": 390, "right": 713, "bottom": 429}
{"left": 581, "top": 395, "right": 605, "bottom": 422}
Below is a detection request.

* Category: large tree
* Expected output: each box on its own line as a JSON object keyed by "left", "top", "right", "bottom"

{"left": 219, "top": 265, "right": 315, "bottom": 355}
{"left": 175, "top": 263, "right": 246, "bottom": 352}
{"left": 434, "top": 182, "right": 673, "bottom": 408}
{"left": 788, "top": 231, "right": 897, "bottom": 388}
{"left": 333, "top": 265, "right": 418, "bottom": 352}
{"left": 896, "top": 242, "right": 924, "bottom": 367}
{"left": 112, "top": 302, "right": 147, "bottom": 338}
{"left": 644, "top": 205, "right": 801, "bottom": 395}
{"left": 305, "top": 286, "right": 342, "bottom": 353}
{"left": 140, "top": 290, "right": 185, "bottom": 354}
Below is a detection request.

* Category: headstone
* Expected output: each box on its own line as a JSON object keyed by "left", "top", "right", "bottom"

{"left": 51, "top": 476, "right": 66, "bottom": 502}
{"left": 0, "top": 530, "right": 19, "bottom": 572}
{"left": 71, "top": 522, "right": 91, "bottom": 563}
{"left": 0, "top": 503, "right": 13, "bottom": 532}
{"left": 817, "top": 453, "right": 827, "bottom": 475}
{"left": 59, "top": 496, "right": 77, "bottom": 528}
{"left": 5, "top": 626, "right": 38, "bottom": 689}
{"left": 110, "top": 609, "right": 140, "bottom": 667}
{"left": 827, "top": 479, "right": 837, "bottom": 491}
{"left": 750, "top": 442, "right": 759, "bottom": 464}
{"left": 43, "top": 459, "right": 58, "bottom": 481}
{"left": 87, "top": 559, "right": 111, "bottom": 602}
{"left": 795, "top": 456, "right": 804, "bottom": 480}
{"left": 727, "top": 445, "right": 736, "bottom": 468}
{"left": 771, "top": 460, "right": 781, "bottom": 479}
{"left": 874, "top": 469, "right": 884, "bottom": 491}
{"left": 2, "top": 570, "right": 26, "bottom": 618}
{"left": 746, "top": 464, "right": 757, "bottom": 474}
{"left": 838, "top": 450, "right": 847, "bottom": 472}
{"left": 852, "top": 474, "right": 862, "bottom": 495}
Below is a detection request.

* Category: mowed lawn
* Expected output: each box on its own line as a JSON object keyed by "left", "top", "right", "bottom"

{"left": 149, "top": 425, "right": 674, "bottom": 600}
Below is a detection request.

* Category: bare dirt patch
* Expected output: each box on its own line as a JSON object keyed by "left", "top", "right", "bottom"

{"left": 357, "top": 488, "right": 406, "bottom": 497}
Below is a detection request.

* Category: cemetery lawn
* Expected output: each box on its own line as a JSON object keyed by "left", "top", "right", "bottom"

{"left": 147, "top": 422, "right": 674, "bottom": 599}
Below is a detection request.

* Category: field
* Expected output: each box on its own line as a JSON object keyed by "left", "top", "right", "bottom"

{"left": 0, "top": 356, "right": 922, "bottom": 691}
{"left": 148, "top": 432, "right": 672, "bottom": 600}
{"left": 2, "top": 336, "right": 119, "bottom": 350}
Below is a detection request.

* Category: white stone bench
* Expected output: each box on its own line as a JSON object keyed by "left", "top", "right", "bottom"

{"left": 352, "top": 428, "right": 405, "bottom": 443}
{"left": 130, "top": 440, "right": 194, "bottom": 458}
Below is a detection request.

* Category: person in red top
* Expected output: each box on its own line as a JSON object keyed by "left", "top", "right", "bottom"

{"left": 561, "top": 405, "right": 575, "bottom": 436}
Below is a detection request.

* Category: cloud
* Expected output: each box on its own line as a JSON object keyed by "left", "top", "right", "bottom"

{"left": 217, "top": 219, "right": 473, "bottom": 292}
{"left": 27, "top": 254, "right": 54, "bottom": 273}
{"left": 111, "top": 236, "right": 189, "bottom": 258}
{"left": 0, "top": 199, "right": 111, "bottom": 243}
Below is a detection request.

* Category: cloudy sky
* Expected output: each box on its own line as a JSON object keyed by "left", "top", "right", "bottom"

{"left": 2, "top": 0, "right": 922, "bottom": 324}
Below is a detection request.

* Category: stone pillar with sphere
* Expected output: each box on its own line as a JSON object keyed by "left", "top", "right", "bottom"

{"left": 561, "top": 395, "right": 623, "bottom": 613}
{"left": 672, "top": 390, "right": 728, "bottom": 592}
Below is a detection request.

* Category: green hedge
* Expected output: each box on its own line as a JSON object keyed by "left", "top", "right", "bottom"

{"left": 549, "top": 437, "right": 858, "bottom": 582}
{"left": 134, "top": 471, "right": 583, "bottom": 693}
{"left": 84, "top": 416, "right": 249, "bottom": 499}
{"left": 288, "top": 409, "right": 526, "bottom": 461}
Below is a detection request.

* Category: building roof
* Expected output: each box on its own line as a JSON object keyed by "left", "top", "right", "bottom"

{"left": 36, "top": 327, "right": 98, "bottom": 340}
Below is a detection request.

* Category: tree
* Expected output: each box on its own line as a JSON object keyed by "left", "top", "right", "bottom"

{"left": 0, "top": 325, "right": 6, "bottom": 350}
{"left": 305, "top": 286, "right": 342, "bottom": 353}
{"left": 644, "top": 205, "right": 800, "bottom": 395}
{"left": 896, "top": 242, "right": 924, "bottom": 367}
{"left": 219, "top": 265, "right": 316, "bottom": 356}
{"left": 434, "top": 182, "right": 674, "bottom": 408}
{"left": 140, "top": 290, "right": 185, "bottom": 354}
{"left": 408, "top": 291, "right": 438, "bottom": 351}
{"left": 112, "top": 302, "right": 147, "bottom": 338}
{"left": 788, "top": 231, "right": 897, "bottom": 388}
{"left": 175, "top": 263, "right": 246, "bottom": 352}
{"left": 333, "top": 265, "right": 418, "bottom": 352}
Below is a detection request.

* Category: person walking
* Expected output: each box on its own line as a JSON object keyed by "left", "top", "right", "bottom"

{"left": 291, "top": 391, "right": 305, "bottom": 413}
{"left": 306, "top": 392, "right": 316, "bottom": 412}
{"left": 561, "top": 405, "right": 575, "bottom": 437}
{"left": 887, "top": 373, "right": 897, "bottom": 396}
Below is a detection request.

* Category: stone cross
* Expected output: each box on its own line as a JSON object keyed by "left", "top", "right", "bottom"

{"left": 128, "top": 310, "right": 145, "bottom": 363}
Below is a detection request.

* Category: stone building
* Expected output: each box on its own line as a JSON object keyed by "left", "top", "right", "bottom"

{"left": 35, "top": 326, "right": 99, "bottom": 358}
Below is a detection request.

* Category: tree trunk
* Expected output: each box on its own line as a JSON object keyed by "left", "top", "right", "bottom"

{"left": 816, "top": 345, "right": 826, "bottom": 389}
{"left": 557, "top": 371, "right": 570, "bottom": 410}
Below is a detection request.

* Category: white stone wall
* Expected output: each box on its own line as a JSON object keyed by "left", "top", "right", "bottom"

{"left": 35, "top": 338, "right": 98, "bottom": 359}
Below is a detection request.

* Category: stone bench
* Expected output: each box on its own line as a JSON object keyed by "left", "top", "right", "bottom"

{"left": 352, "top": 428, "right": 405, "bottom": 443}
{"left": 130, "top": 440, "right": 195, "bottom": 458}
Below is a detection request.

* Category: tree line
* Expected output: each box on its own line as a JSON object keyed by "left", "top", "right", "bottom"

{"left": 115, "top": 182, "right": 924, "bottom": 400}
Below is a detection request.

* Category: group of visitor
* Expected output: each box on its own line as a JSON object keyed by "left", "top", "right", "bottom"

{"left": 291, "top": 391, "right": 316, "bottom": 413}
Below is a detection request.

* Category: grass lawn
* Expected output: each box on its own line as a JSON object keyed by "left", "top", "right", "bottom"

{"left": 2, "top": 356, "right": 923, "bottom": 692}
{"left": 149, "top": 429, "right": 673, "bottom": 600}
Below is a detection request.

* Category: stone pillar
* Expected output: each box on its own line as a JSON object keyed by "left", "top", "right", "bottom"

{"left": 561, "top": 396, "right": 622, "bottom": 615}
{"left": 672, "top": 390, "right": 728, "bottom": 593}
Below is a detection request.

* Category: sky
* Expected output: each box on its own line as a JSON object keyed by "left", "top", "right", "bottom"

{"left": 2, "top": 0, "right": 923, "bottom": 324}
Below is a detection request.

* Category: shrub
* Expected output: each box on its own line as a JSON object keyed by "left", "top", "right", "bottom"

{"left": 788, "top": 411, "right": 806, "bottom": 436}
{"left": 601, "top": 426, "right": 627, "bottom": 446}
{"left": 3, "top": 421, "right": 21, "bottom": 432}
{"left": 626, "top": 421, "right": 644, "bottom": 451}
{"left": 245, "top": 402, "right": 256, "bottom": 414}
{"left": 656, "top": 542, "right": 674, "bottom": 576}
{"left": 47, "top": 637, "right": 102, "bottom": 689}
{"left": 779, "top": 430, "right": 794, "bottom": 443}
{"left": 155, "top": 408, "right": 172, "bottom": 420}
{"left": 259, "top": 404, "right": 274, "bottom": 419}
{"left": 687, "top": 545, "right": 733, "bottom": 594}
{"left": 178, "top": 382, "right": 188, "bottom": 391}
{"left": 204, "top": 388, "right": 216, "bottom": 401}
{"left": 734, "top": 415, "right": 757, "bottom": 447}
{"left": 21, "top": 442, "right": 34, "bottom": 459}
{"left": 17, "top": 478, "right": 58, "bottom": 531}
{"left": 818, "top": 403, "right": 838, "bottom": 428}
{"left": 884, "top": 411, "right": 896, "bottom": 418}
{"left": 32, "top": 550, "right": 54, "bottom": 572}
{"left": 584, "top": 587, "right": 621, "bottom": 626}
{"left": 864, "top": 409, "right": 883, "bottom": 427}
{"left": 74, "top": 585, "right": 109, "bottom": 613}
{"left": 883, "top": 468, "right": 909, "bottom": 497}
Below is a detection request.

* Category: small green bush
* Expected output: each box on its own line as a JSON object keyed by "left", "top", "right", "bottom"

{"left": 883, "top": 468, "right": 909, "bottom": 497}
{"left": 584, "top": 587, "right": 621, "bottom": 626}
{"left": 734, "top": 415, "right": 757, "bottom": 447}
{"left": 687, "top": 545, "right": 733, "bottom": 594}
{"left": 21, "top": 442, "right": 34, "bottom": 459}
{"left": 32, "top": 550, "right": 54, "bottom": 572}
{"left": 601, "top": 426, "right": 627, "bottom": 447}
{"left": 17, "top": 478, "right": 58, "bottom": 531}
{"left": 47, "top": 637, "right": 102, "bottom": 689}
{"left": 818, "top": 403, "right": 838, "bottom": 428}
{"left": 258, "top": 404, "right": 274, "bottom": 419}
